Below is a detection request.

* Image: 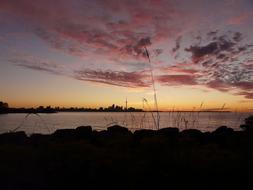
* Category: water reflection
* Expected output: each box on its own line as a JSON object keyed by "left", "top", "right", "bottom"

{"left": 0, "top": 112, "right": 252, "bottom": 134}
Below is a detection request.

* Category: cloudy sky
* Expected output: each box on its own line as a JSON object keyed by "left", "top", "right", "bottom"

{"left": 0, "top": 0, "right": 253, "bottom": 111}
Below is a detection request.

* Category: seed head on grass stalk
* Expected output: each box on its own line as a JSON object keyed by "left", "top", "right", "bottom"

{"left": 143, "top": 98, "right": 157, "bottom": 130}
{"left": 196, "top": 101, "right": 204, "bottom": 129}
{"left": 144, "top": 46, "right": 160, "bottom": 130}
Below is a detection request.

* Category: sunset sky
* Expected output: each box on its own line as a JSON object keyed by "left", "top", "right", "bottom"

{"left": 0, "top": 0, "right": 253, "bottom": 111}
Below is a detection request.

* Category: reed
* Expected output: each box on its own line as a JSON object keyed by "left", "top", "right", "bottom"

{"left": 13, "top": 113, "right": 51, "bottom": 133}
{"left": 142, "top": 98, "right": 158, "bottom": 130}
{"left": 144, "top": 46, "right": 160, "bottom": 130}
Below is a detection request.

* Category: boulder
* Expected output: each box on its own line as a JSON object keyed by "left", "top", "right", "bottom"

{"left": 107, "top": 125, "right": 131, "bottom": 135}
{"left": 0, "top": 131, "right": 27, "bottom": 144}
{"left": 75, "top": 126, "right": 92, "bottom": 139}
{"left": 180, "top": 129, "right": 203, "bottom": 138}
{"left": 157, "top": 127, "right": 179, "bottom": 137}
{"left": 52, "top": 129, "right": 76, "bottom": 140}
{"left": 213, "top": 126, "right": 234, "bottom": 135}
{"left": 29, "top": 133, "right": 51, "bottom": 144}
{"left": 134, "top": 129, "right": 155, "bottom": 140}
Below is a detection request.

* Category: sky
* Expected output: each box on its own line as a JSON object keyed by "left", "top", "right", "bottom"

{"left": 0, "top": 0, "right": 253, "bottom": 111}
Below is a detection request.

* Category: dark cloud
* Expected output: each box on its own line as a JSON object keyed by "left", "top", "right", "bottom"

{"left": 9, "top": 55, "right": 63, "bottom": 75}
{"left": 185, "top": 42, "right": 219, "bottom": 61}
{"left": 233, "top": 32, "right": 243, "bottom": 42}
{"left": 74, "top": 68, "right": 201, "bottom": 88}
{"left": 169, "top": 31, "right": 253, "bottom": 99}
{"left": 236, "top": 92, "right": 253, "bottom": 99}
{"left": 185, "top": 32, "right": 247, "bottom": 64}
{"left": 17, "top": 64, "right": 61, "bottom": 75}
{"left": 206, "top": 80, "right": 230, "bottom": 92}
{"left": 207, "top": 30, "right": 219, "bottom": 38}
{"left": 234, "top": 82, "right": 253, "bottom": 91}
{"left": 74, "top": 69, "right": 151, "bottom": 88}
{"left": 157, "top": 74, "right": 197, "bottom": 86}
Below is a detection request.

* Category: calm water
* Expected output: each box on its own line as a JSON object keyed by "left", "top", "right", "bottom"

{"left": 0, "top": 112, "right": 252, "bottom": 134}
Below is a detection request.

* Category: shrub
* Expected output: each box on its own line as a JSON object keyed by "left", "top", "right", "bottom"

{"left": 240, "top": 116, "right": 253, "bottom": 131}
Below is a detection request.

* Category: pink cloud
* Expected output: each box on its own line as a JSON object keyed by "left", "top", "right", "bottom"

{"left": 160, "top": 66, "right": 199, "bottom": 75}
{"left": 157, "top": 74, "right": 197, "bottom": 86}
{"left": 1, "top": 0, "right": 253, "bottom": 100}
{"left": 236, "top": 92, "right": 253, "bottom": 99}
{"left": 75, "top": 69, "right": 151, "bottom": 88}
{"left": 228, "top": 12, "right": 252, "bottom": 25}
{"left": 206, "top": 80, "right": 231, "bottom": 92}
{"left": 0, "top": 0, "right": 186, "bottom": 59}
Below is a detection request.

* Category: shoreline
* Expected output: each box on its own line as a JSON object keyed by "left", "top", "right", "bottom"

{"left": 0, "top": 110, "right": 234, "bottom": 114}
{"left": 1, "top": 121, "right": 253, "bottom": 189}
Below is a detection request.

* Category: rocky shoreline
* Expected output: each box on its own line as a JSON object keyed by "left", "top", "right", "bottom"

{"left": 0, "top": 119, "right": 253, "bottom": 189}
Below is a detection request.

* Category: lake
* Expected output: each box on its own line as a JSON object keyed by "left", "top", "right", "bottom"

{"left": 0, "top": 112, "right": 252, "bottom": 134}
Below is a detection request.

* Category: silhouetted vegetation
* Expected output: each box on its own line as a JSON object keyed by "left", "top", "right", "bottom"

{"left": 240, "top": 115, "right": 253, "bottom": 132}
{"left": 0, "top": 101, "right": 8, "bottom": 114}
{"left": 0, "top": 116, "right": 253, "bottom": 189}
{"left": 7, "top": 106, "right": 57, "bottom": 114}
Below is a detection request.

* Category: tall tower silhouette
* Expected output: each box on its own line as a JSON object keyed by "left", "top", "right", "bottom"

{"left": 125, "top": 98, "right": 128, "bottom": 111}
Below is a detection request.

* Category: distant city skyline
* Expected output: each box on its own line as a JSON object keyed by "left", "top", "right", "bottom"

{"left": 1, "top": 0, "right": 253, "bottom": 111}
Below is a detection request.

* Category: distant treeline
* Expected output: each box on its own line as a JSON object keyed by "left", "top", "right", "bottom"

{"left": 0, "top": 101, "right": 9, "bottom": 114}
{"left": 0, "top": 101, "right": 143, "bottom": 113}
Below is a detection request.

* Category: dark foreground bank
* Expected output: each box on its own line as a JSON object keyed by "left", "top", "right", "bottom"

{"left": 1, "top": 117, "right": 253, "bottom": 190}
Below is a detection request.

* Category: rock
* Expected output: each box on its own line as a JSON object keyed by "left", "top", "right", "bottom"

{"left": 52, "top": 129, "right": 76, "bottom": 140}
{"left": 157, "top": 127, "right": 179, "bottom": 137}
{"left": 0, "top": 131, "right": 27, "bottom": 144}
{"left": 180, "top": 129, "right": 203, "bottom": 138}
{"left": 134, "top": 129, "right": 155, "bottom": 140}
{"left": 213, "top": 126, "right": 234, "bottom": 135}
{"left": 75, "top": 126, "right": 92, "bottom": 139}
{"left": 107, "top": 125, "right": 131, "bottom": 135}
{"left": 30, "top": 133, "right": 51, "bottom": 143}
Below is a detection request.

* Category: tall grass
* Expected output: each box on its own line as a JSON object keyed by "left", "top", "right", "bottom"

{"left": 13, "top": 113, "right": 51, "bottom": 133}
{"left": 142, "top": 98, "right": 158, "bottom": 130}
{"left": 144, "top": 46, "right": 160, "bottom": 130}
